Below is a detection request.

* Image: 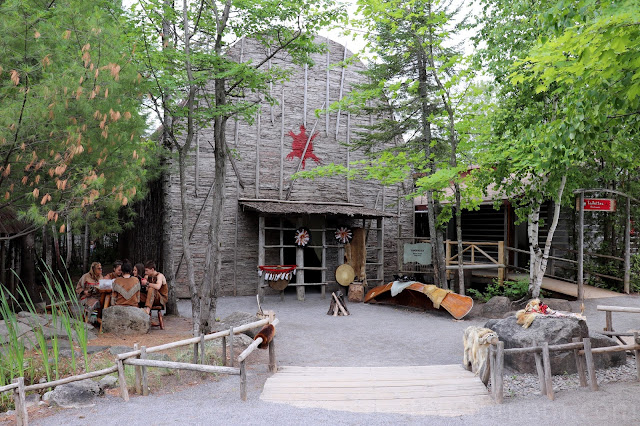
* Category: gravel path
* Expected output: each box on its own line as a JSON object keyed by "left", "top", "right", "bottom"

{"left": 33, "top": 292, "right": 640, "bottom": 425}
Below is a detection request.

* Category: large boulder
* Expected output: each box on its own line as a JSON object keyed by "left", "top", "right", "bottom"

{"left": 49, "top": 379, "right": 102, "bottom": 409}
{"left": 485, "top": 315, "right": 625, "bottom": 374}
{"left": 482, "top": 296, "right": 513, "bottom": 319}
{"left": 102, "top": 306, "right": 150, "bottom": 335}
{"left": 214, "top": 312, "right": 261, "bottom": 338}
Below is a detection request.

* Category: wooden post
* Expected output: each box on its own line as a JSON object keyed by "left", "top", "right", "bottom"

{"left": 268, "top": 337, "right": 277, "bottom": 373}
{"left": 258, "top": 216, "right": 265, "bottom": 302}
{"left": 117, "top": 358, "right": 129, "bottom": 401}
{"left": 296, "top": 217, "right": 305, "bottom": 301}
{"left": 222, "top": 336, "right": 227, "bottom": 366}
{"left": 303, "top": 64, "right": 308, "bottom": 127}
{"left": 229, "top": 327, "right": 235, "bottom": 367}
{"left": 572, "top": 337, "right": 587, "bottom": 387}
{"left": 625, "top": 196, "right": 631, "bottom": 294}
{"left": 578, "top": 192, "right": 585, "bottom": 303}
{"left": 346, "top": 112, "right": 351, "bottom": 203}
{"left": 141, "top": 346, "right": 149, "bottom": 396}
{"left": 495, "top": 341, "right": 504, "bottom": 404}
{"left": 279, "top": 86, "right": 285, "bottom": 200}
{"left": 605, "top": 311, "right": 613, "bottom": 332}
{"left": 13, "top": 377, "right": 27, "bottom": 426}
{"left": 134, "top": 343, "right": 142, "bottom": 394}
{"left": 240, "top": 360, "right": 247, "bottom": 401}
{"left": 377, "top": 218, "right": 384, "bottom": 287}
{"left": 325, "top": 37, "right": 330, "bottom": 135}
{"left": 200, "top": 334, "right": 206, "bottom": 365}
{"left": 489, "top": 345, "right": 496, "bottom": 401}
{"left": 583, "top": 338, "right": 599, "bottom": 391}
{"left": 533, "top": 341, "right": 547, "bottom": 395}
{"left": 498, "top": 241, "right": 505, "bottom": 285}
{"left": 541, "top": 342, "right": 554, "bottom": 400}
{"left": 255, "top": 109, "right": 261, "bottom": 198}
{"left": 193, "top": 340, "right": 199, "bottom": 364}
{"left": 634, "top": 332, "right": 640, "bottom": 382}
{"left": 445, "top": 240, "right": 451, "bottom": 281}
{"left": 321, "top": 227, "right": 326, "bottom": 299}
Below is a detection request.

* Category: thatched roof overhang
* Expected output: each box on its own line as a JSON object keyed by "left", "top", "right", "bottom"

{"left": 0, "top": 209, "right": 32, "bottom": 235}
{"left": 238, "top": 199, "right": 396, "bottom": 219}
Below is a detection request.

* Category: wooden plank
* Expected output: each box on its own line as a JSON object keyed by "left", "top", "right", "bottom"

{"left": 597, "top": 305, "right": 640, "bottom": 314}
{"left": 583, "top": 338, "right": 599, "bottom": 391}
{"left": 542, "top": 342, "right": 554, "bottom": 400}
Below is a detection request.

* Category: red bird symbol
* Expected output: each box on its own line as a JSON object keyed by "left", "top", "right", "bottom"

{"left": 286, "top": 125, "right": 321, "bottom": 169}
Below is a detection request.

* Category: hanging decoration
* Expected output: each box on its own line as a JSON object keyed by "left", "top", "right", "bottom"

{"left": 258, "top": 265, "right": 297, "bottom": 282}
{"left": 286, "top": 125, "right": 321, "bottom": 169}
{"left": 294, "top": 227, "right": 311, "bottom": 247}
{"left": 334, "top": 226, "right": 353, "bottom": 244}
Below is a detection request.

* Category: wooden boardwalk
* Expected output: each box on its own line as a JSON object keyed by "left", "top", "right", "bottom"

{"left": 260, "top": 365, "right": 494, "bottom": 417}
{"left": 474, "top": 271, "right": 622, "bottom": 299}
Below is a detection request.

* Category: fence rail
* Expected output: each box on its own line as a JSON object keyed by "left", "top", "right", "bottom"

{"left": 2, "top": 316, "right": 279, "bottom": 425}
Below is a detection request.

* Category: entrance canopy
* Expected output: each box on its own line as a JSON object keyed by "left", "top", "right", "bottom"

{"left": 239, "top": 198, "right": 396, "bottom": 219}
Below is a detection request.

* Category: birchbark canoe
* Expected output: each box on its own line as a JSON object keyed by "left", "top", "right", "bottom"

{"left": 364, "top": 282, "right": 473, "bottom": 320}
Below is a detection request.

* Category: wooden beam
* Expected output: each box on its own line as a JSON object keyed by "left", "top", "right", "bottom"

{"left": 541, "top": 342, "right": 554, "bottom": 400}
{"left": 583, "top": 338, "right": 599, "bottom": 391}
{"left": 296, "top": 217, "right": 305, "bottom": 301}
{"left": 258, "top": 216, "right": 265, "bottom": 302}
{"left": 124, "top": 359, "right": 240, "bottom": 375}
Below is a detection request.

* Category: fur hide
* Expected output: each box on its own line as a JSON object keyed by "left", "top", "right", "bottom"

{"left": 255, "top": 324, "right": 275, "bottom": 349}
{"left": 463, "top": 326, "right": 498, "bottom": 385}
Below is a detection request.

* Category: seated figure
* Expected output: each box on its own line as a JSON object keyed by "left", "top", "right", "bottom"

{"left": 111, "top": 262, "right": 141, "bottom": 307}
{"left": 76, "top": 262, "right": 103, "bottom": 322}
{"left": 140, "top": 260, "right": 168, "bottom": 315}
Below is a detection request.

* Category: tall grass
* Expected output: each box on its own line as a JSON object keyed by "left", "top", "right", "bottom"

{"left": 0, "top": 263, "right": 91, "bottom": 410}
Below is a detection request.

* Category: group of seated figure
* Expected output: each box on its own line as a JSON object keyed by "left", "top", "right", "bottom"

{"left": 75, "top": 259, "right": 167, "bottom": 323}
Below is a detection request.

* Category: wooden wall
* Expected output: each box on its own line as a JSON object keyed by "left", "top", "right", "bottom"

{"left": 168, "top": 37, "right": 414, "bottom": 297}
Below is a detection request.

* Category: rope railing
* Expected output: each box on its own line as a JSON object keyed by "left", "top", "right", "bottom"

{"left": 1, "top": 316, "right": 279, "bottom": 425}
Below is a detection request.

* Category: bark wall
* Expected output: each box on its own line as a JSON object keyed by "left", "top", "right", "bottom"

{"left": 169, "top": 37, "right": 414, "bottom": 297}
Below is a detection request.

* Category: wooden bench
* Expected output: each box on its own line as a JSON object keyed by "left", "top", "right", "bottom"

{"left": 597, "top": 305, "right": 640, "bottom": 345}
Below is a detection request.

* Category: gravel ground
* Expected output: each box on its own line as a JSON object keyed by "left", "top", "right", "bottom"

{"left": 32, "top": 291, "right": 640, "bottom": 425}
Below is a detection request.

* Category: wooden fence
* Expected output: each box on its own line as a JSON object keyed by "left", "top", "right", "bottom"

{"left": 1, "top": 317, "right": 279, "bottom": 425}
{"left": 488, "top": 333, "right": 640, "bottom": 403}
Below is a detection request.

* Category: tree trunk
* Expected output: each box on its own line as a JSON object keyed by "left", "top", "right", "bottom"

{"left": 161, "top": 0, "right": 179, "bottom": 317}
{"left": 179, "top": 149, "right": 198, "bottom": 333}
{"left": 529, "top": 174, "right": 567, "bottom": 297}
{"left": 65, "top": 218, "right": 72, "bottom": 266}
{"left": 455, "top": 186, "right": 464, "bottom": 294}
{"left": 51, "top": 224, "right": 61, "bottom": 271}
{"left": 0, "top": 240, "right": 6, "bottom": 287}
{"left": 83, "top": 221, "right": 89, "bottom": 272}
{"left": 20, "top": 232, "right": 38, "bottom": 301}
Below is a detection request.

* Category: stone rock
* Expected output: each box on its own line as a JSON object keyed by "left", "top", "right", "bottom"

{"left": 102, "top": 306, "right": 150, "bottom": 335}
{"left": 542, "top": 298, "right": 573, "bottom": 312}
{"left": 148, "top": 353, "right": 171, "bottom": 362}
{"left": 98, "top": 375, "right": 118, "bottom": 390}
{"left": 482, "top": 296, "right": 513, "bottom": 319}
{"left": 485, "top": 315, "right": 625, "bottom": 374}
{"left": 86, "top": 345, "right": 109, "bottom": 355}
{"left": 50, "top": 379, "right": 102, "bottom": 409}
{"left": 24, "top": 393, "right": 40, "bottom": 408}
{"left": 0, "top": 320, "right": 32, "bottom": 339}
{"left": 463, "top": 302, "right": 484, "bottom": 319}
{"left": 16, "top": 311, "right": 49, "bottom": 328}
{"left": 233, "top": 333, "right": 254, "bottom": 348}
{"left": 214, "top": 312, "right": 261, "bottom": 338}
{"left": 42, "top": 391, "right": 53, "bottom": 402}
{"left": 109, "top": 346, "right": 134, "bottom": 355}
{"left": 589, "top": 332, "right": 626, "bottom": 369}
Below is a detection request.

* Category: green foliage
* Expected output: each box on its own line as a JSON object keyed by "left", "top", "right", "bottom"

{"left": 0, "top": 0, "right": 154, "bottom": 235}
{"left": 468, "top": 278, "right": 530, "bottom": 302}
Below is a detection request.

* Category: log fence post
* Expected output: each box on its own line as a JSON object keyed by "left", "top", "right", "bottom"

{"left": 495, "top": 341, "right": 504, "bottom": 404}
{"left": 229, "top": 327, "right": 235, "bottom": 367}
{"left": 240, "top": 360, "right": 247, "bottom": 401}
{"left": 489, "top": 345, "right": 496, "bottom": 401}
{"left": 572, "top": 337, "right": 587, "bottom": 387}
{"left": 141, "top": 346, "right": 149, "bottom": 396}
{"left": 117, "top": 358, "right": 129, "bottom": 401}
{"left": 134, "top": 343, "right": 142, "bottom": 394}
{"left": 583, "top": 338, "right": 599, "bottom": 391}
{"left": 533, "top": 341, "right": 547, "bottom": 395}
{"left": 541, "top": 342, "right": 554, "bottom": 400}
{"left": 222, "top": 335, "right": 227, "bottom": 366}
{"left": 13, "top": 377, "right": 27, "bottom": 426}
{"left": 635, "top": 332, "right": 640, "bottom": 382}
{"left": 268, "top": 337, "right": 277, "bottom": 373}
{"left": 200, "top": 334, "right": 206, "bottom": 365}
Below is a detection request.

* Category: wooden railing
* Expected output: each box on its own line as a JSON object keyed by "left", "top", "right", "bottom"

{"left": 2, "top": 317, "right": 279, "bottom": 425}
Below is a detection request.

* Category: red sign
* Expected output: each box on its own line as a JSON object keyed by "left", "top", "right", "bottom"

{"left": 579, "top": 198, "right": 616, "bottom": 211}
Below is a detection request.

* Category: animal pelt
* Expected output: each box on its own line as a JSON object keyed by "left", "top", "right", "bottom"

{"left": 255, "top": 324, "right": 275, "bottom": 349}
{"left": 463, "top": 326, "right": 498, "bottom": 385}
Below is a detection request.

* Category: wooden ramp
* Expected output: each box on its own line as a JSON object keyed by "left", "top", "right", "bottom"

{"left": 260, "top": 365, "right": 494, "bottom": 417}
{"left": 473, "top": 271, "right": 622, "bottom": 299}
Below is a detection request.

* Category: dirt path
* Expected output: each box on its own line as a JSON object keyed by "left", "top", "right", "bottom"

{"left": 19, "top": 292, "right": 640, "bottom": 425}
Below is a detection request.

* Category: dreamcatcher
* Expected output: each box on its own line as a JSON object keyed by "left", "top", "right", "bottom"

{"left": 334, "top": 226, "right": 353, "bottom": 244}
{"left": 294, "top": 227, "right": 311, "bottom": 247}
